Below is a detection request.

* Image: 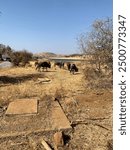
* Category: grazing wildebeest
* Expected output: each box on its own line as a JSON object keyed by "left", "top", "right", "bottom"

{"left": 70, "top": 64, "right": 78, "bottom": 74}
{"left": 35, "top": 61, "right": 51, "bottom": 71}
{"left": 35, "top": 61, "right": 39, "bottom": 67}
{"left": 54, "top": 62, "right": 64, "bottom": 68}
{"left": 66, "top": 62, "right": 71, "bottom": 70}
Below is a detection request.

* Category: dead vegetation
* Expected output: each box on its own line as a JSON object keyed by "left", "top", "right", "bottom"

{"left": 82, "top": 63, "right": 112, "bottom": 90}
{"left": 0, "top": 63, "right": 112, "bottom": 150}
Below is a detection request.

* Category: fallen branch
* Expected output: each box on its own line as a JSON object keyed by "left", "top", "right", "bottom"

{"left": 35, "top": 77, "right": 51, "bottom": 84}
{"left": 71, "top": 120, "right": 111, "bottom": 131}
{"left": 41, "top": 139, "right": 52, "bottom": 150}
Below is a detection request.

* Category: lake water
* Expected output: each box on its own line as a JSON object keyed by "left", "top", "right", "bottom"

{"left": 49, "top": 58, "right": 86, "bottom": 62}
{"left": 0, "top": 61, "right": 13, "bottom": 68}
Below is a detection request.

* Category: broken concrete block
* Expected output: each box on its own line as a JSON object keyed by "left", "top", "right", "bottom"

{"left": 53, "top": 131, "right": 64, "bottom": 150}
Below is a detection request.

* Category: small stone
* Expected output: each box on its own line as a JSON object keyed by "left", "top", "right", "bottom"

{"left": 53, "top": 131, "right": 64, "bottom": 150}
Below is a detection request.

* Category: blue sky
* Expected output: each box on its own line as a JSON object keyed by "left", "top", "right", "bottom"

{"left": 0, "top": 0, "right": 112, "bottom": 54}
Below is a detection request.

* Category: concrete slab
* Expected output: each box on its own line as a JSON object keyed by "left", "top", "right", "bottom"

{"left": 0, "top": 100, "right": 71, "bottom": 139}
{"left": 51, "top": 101, "right": 71, "bottom": 130}
{"left": 5, "top": 99, "right": 37, "bottom": 115}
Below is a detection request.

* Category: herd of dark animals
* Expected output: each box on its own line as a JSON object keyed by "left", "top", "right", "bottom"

{"left": 0, "top": 58, "right": 78, "bottom": 74}
{"left": 35, "top": 61, "right": 78, "bottom": 74}
{"left": 54, "top": 62, "right": 64, "bottom": 69}
{"left": 35, "top": 61, "right": 51, "bottom": 72}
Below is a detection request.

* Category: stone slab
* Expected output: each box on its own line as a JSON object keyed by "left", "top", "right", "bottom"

{"left": 5, "top": 99, "right": 37, "bottom": 115}
{"left": 51, "top": 101, "right": 71, "bottom": 130}
{"left": 0, "top": 100, "right": 71, "bottom": 139}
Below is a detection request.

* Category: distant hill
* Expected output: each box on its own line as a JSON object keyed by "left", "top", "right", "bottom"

{"left": 33, "top": 52, "right": 84, "bottom": 59}
{"left": 33, "top": 52, "right": 57, "bottom": 58}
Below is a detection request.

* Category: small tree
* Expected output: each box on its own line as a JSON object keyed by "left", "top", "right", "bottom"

{"left": 78, "top": 18, "right": 113, "bottom": 72}
{"left": 11, "top": 50, "right": 33, "bottom": 66}
{"left": 0, "top": 44, "right": 13, "bottom": 61}
{"left": 0, "top": 44, "right": 13, "bottom": 55}
{"left": 78, "top": 18, "right": 113, "bottom": 89}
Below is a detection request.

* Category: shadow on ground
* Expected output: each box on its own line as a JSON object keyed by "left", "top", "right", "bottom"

{"left": 0, "top": 73, "right": 45, "bottom": 84}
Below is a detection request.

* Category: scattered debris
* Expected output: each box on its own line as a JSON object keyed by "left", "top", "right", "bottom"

{"left": 41, "top": 139, "right": 52, "bottom": 150}
{"left": 71, "top": 120, "right": 111, "bottom": 131}
{"left": 35, "top": 77, "right": 51, "bottom": 84}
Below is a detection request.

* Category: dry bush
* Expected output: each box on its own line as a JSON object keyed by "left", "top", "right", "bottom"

{"left": 78, "top": 18, "right": 113, "bottom": 73}
{"left": 78, "top": 18, "right": 113, "bottom": 90}
{"left": 11, "top": 50, "right": 32, "bottom": 66}
{"left": 83, "top": 67, "right": 102, "bottom": 80}
{"left": 83, "top": 65, "right": 112, "bottom": 89}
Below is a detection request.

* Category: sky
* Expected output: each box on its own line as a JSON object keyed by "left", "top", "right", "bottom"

{"left": 0, "top": 0, "right": 112, "bottom": 54}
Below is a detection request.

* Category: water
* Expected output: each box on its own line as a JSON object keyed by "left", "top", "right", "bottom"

{"left": 49, "top": 58, "right": 86, "bottom": 63}
{"left": 0, "top": 61, "right": 13, "bottom": 68}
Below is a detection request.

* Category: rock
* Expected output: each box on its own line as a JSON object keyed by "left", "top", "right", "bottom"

{"left": 0, "top": 61, "right": 13, "bottom": 68}
{"left": 53, "top": 131, "right": 64, "bottom": 150}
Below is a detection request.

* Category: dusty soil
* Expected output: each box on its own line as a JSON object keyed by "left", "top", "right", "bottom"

{"left": 0, "top": 65, "right": 112, "bottom": 150}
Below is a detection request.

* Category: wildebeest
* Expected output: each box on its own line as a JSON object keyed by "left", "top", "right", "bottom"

{"left": 66, "top": 62, "right": 71, "bottom": 70}
{"left": 54, "top": 62, "right": 64, "bottom": 69}
{"left": 70, "top": 64, "right": 78, "bottom": 74}
{"left": 35, "top": 61, "right": 51, "bottom": 71}
{"left": 35, "top": 61, "right": 39, "bottom": 67}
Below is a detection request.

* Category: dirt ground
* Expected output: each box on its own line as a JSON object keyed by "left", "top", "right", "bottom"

{"left": 0, "top": 64, "right": 112, "bottom": 150}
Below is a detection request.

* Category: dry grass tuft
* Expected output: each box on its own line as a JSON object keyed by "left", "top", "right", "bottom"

{"left": 54, "top": 85, "right": 67, "bottom": 101}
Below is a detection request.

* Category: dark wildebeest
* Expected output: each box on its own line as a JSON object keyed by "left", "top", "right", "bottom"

{"left": 35, "top": 61, "right": 51, "bottom": 71}
{"left": 54, "top": 62, "right": 64, "bottom": 69}
{"left": 70, "top": 64, "right": 78, "bottom": 74}
{"left": 66, "top": 62, "right": 71, "bottom": 70}
{"left": 34, "top": 61, "right": 39, "bottom": 67}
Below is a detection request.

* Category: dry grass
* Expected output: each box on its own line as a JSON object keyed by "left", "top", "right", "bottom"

{"left": 82, "top": 63, "right": 113, "bottom": 89}
{"left": 54, "top": 84, "right": 67, "bottom": 101}
{"left": 0, "top": 67, "right": 35, "bottom": 75}
{"left": 0, "top": 67, "right": 48, "bottom": 106}
{"left": 0, "top": 66, "right": 70, "bottom": 107}
{"left": 0, "top": 64, "right": 113, "bottom": 150}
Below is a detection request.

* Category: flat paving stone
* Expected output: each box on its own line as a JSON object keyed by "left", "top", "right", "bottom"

{"left": 51, "top": 101, "right": 71, "bottom": 130}
{"left": 0, "top": 100, "right": 71, "bottom": 139}
{"left": 5, "top": 99, "right": 37, "bottom": 115}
